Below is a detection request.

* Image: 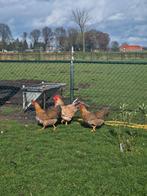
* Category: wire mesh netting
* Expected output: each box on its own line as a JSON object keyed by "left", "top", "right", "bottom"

{"left": 1, "top": 51, "right": 147, "bottom": 61}
{"left": 74, "top": 62, "right": 147, "bottom": 109}
{"left": 0, "top": 61, "right": 70, "bottom": 108}
{"left": 0, "top": 60, "right": 146, "bottom": 123}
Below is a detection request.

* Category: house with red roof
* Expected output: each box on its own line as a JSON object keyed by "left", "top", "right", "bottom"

{"left": 119, "top": 44, "right": 143, "bottom": 52}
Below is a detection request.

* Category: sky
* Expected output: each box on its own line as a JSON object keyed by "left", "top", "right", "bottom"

{"left": 0, "top": 0, "right": 147, "bottom": 46}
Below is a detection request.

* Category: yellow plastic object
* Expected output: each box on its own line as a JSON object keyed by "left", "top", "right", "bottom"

{"left": 105, "top": 121, "right": 147, "bottom": 130}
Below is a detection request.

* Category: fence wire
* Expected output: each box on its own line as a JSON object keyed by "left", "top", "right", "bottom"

{"left": 0, "top": 60, "right": 146, "bottom": 119}
{"left": 74, "top": 61, "right": 146, "bottom": 109}
{"left": 0, "top": 61, "right": 70, "bottom": 107}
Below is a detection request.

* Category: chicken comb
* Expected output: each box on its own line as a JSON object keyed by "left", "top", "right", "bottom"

{"left": 53, "top": 95, "right": 61, "bottom": 101}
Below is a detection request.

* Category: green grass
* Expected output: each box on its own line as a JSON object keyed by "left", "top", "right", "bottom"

{"left": 0, "top": 105, "right": 20, "bottom": 116}
{"left": 75, "top": 51, "right": 147, "bottom": 61}
{"left": 0, "top": 61, "right": 146, "bottom": 110}
{"left": 0, "top": 62, "right": 70, "bottom": 82}
{"left": 74, "top": 63, "right": 147, "bottom": 108}
{"left": 1, "top": 51, "right": 147, "bottom": 61}
{"left": 0, "top": 59, "right": 147, "bottom": 195}
{"left": 0, "top": 120, "right": 147, "bottom": 195}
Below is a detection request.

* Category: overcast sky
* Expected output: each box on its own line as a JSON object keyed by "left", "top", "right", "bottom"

{"left": 0, "top": 0, "right": 147, "bottom": 46}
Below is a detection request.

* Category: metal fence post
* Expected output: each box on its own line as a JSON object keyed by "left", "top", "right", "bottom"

{"left": 70, "top": 46, "right": 74, "bottom": 103}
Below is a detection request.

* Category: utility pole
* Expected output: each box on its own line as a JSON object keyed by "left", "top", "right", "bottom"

{"left": 70, "top": 46, "right": 74, "bottom": 103}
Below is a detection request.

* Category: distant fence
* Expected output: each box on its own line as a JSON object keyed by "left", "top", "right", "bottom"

{"left": 0, "top": 52, "right": 71, "bottom": 61}
{"left": 1, "top": 51, "right": 147, "bottom": 61}
{"left": 0, "top": 59, "right": 146, "bottom": 113}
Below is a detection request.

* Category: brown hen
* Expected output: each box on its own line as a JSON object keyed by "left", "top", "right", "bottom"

{"left": 31, "top": 100, "right": 58, "bottom": 130}
{"left": 79, "top": 103, "right": 104, "bottom": 132}
{"left": 94, "top": 107, "right": 110, "bottom": 120}
{"left": 53, "top": 95, "right": 79, "bottom": 125}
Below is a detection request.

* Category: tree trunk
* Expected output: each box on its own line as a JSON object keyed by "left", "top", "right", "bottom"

{"left": 82, "top": 31, "right": 85, "bottom": 52}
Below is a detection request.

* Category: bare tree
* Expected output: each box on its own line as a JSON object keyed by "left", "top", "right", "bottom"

{"left": 72, "top": 9, "right": 90, "bottom": 52}
{"left": 22, "top": 32, "right": 27, "bottom": 41}
{"left": 42, "top": 27, "right": 52, "bottom": 50}
{"left": 0, "top": 23, "right": 12, "bottom": 42}
{"left": 67, "top": 28, "right": 79, "bottom": 50}
{"left": 30, "top": 29, "right": 41, "bottom": 48}
{"left": 85, "top": 29, "right": 98, "bottom": 51}
{"left": 22, "top": 32, "right": 28, "bottom": 51}
{"left": 97, "top": 32, "right": 110, "bottom": 51}
{"left": 111, "top": 41, "right": 119, "bottom": 51}
{"left": 55, "top": 27, "right": 67, "bottom": 50}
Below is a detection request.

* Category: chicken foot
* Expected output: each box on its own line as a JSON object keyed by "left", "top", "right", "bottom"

{"left": 61, "top": 119, "right": 68, "bottom": 125}
{"left": 91, "top": 126, "right": 96, "bottom": 133}
{"left": 53, "top": 124, "right": 57, "bottom": 131}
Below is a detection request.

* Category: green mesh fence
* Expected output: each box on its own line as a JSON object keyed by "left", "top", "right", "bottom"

{"left": 74, "top": 61, "right": 147, "bottom": 110}
{"left": 0, "top": 60, "right": 146, "bottom": 113}
{"left": 0, "top": 61, "right": 70, "bottom": 107}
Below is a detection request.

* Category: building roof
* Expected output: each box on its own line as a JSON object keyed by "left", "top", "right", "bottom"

{"left": 120, "top": 44, "right": 143, "bottom": 50}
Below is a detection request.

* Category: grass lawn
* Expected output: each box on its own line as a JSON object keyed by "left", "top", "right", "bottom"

{"left": 0, "top": 119, "right": 147, "bottom": 196}
{"left": 0, "top": 61, "right": 147, "bottom": 195}
{"left": 74, "top": 62, "right": 147, "bottom": 109}
{"left": 0, "top": 61, "right": 146, "bottom": 110}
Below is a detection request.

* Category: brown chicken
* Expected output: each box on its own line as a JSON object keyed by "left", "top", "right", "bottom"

{"left": 31, "top": 100, "right": 58, "bottom": 130}
{"left": 53, "top": 95, "right": 79, "bottom": 125}
{"left": 94, "top": 107, "right": 110, "bottom": 120}
{"left": 79, "top": 103, "right": 104, "bottom": 132}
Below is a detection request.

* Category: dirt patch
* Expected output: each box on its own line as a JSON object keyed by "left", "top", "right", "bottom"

{"left": 78, "top": 83, "right": 91, "bottom": 89}
{"left": 0, "top": 105, "right": 35, "bottom": 125}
